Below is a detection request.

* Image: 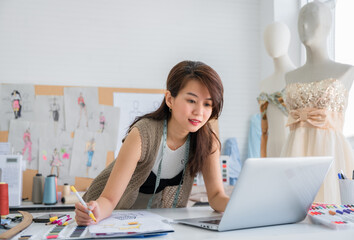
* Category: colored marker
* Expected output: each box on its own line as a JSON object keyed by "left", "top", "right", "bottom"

{"left": 70, "top": 186, "right": 97, "bottom": 222}
{"left": 46, "top": 216, "right": 58, "bottom": 225}
{"left": 63, "top": 219, "right": 75, "bottom": 226}
{"left": 53, "top": 215, "right": 70, "bottom": 224}
{"left": 340, "top": 170, "right": 347, "bottom": 179}
{"left": 57, "top": 216, "right": 72, "bottom": 225}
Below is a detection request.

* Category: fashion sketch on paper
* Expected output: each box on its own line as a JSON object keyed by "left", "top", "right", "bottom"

{"left": 50, "top": 147, "right": 63, "bottom": 177}
{"left": 22, "top": 128, "right": 32, "bottom": 162}
{"left": 11, "top": 90, "right": 22, "bottom": 119}
{"left": 85, "top": 138, "right": 96, "bottom": 176}
{"left": 77, "top": 92, "right": 88, "bottom": 128}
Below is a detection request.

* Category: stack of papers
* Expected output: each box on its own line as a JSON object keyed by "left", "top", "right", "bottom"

{"left": 88, "top": 211, "right": 174, "bottom": 238}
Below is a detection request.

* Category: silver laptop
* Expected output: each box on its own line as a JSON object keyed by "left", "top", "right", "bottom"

{"left": 176, "top": 156, "right": 333, "bottom": 231}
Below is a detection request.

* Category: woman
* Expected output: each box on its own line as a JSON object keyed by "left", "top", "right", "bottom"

{"left": 75, "top": 60, "right": 229, "bottom": 225}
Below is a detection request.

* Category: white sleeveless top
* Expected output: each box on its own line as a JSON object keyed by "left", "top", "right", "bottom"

{"left": 151, "top": 135, "right": 188, "bottom": 178}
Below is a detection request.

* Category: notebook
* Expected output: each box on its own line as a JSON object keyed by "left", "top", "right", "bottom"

{"left": 176, "top": 156, "right": 333, "bottom": 231}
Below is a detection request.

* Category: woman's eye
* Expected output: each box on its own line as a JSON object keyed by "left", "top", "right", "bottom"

{"left": 204, "top": 102, "right": 212, "bottom": 107}
{"left": 187, "top": 99, "right": 195, "bottom": 103}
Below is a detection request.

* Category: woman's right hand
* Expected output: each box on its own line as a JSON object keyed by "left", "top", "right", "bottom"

{"left": 74, "top": 200, "right": 100, "bottom": 226}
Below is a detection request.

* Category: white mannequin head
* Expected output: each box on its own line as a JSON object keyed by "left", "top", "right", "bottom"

{"left": 298, "top": 1, "right": 332, "bottom": 47}
{"left": 263, "top": 22, "right": 291, "bottom": 58}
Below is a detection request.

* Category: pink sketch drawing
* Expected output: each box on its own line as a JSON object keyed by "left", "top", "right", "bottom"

{"left": 50, "top": 148, "right": 63, "bottom": 177}
{"left": 77, "top": 92, "right": 88, "bottom": 128}
{"left": 61, "top": 148, "right": 70, "bottom": 159}
{"left": 11, "top": 90, "right": 22, "bottom": 119}
{"left": 22, "top": 128, "right": 32, "bottom": 162}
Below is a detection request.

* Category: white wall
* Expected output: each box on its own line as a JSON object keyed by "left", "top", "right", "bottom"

{"left": 0, "top": 0, "right": 301, "bottom": 161}
{"left": 260, "top": 0, "right": 301, "bottom": 80}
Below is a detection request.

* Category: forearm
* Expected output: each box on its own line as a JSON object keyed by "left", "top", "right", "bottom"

{"left": 208, "top": 192, "right": 230, "bottom": 213}
{"left": 95, "top": 196, "right": 117, "bottom": 221}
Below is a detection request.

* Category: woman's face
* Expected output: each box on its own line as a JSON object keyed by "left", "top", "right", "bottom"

{"left": 167, "top": 79, "right": 213, "bottom": 133}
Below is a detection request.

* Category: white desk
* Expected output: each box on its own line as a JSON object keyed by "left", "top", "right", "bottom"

{"left": 150, "top": 206, "right": 354, "bottom": 240}
{"left": 10, "top": 201, "right": 75, "bottom": 213}
{"left": 10, "top": 206, "right": 354, "bottom": 240}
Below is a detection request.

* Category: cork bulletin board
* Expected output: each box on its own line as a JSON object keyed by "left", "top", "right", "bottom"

{"left": 0, "top": 85, "right": 165, "bottom": 200}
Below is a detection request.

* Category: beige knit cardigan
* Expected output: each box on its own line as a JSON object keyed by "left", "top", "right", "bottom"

{"left": 82, "top": 118, "right": 194, "bottom": 209}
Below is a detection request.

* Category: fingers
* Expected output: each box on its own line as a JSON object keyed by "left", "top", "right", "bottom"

{"left": 74, "top": 201, "right": 98, "bottom": 226}
{"left": 87, "top": 201, "right": 97, "bottom": 212}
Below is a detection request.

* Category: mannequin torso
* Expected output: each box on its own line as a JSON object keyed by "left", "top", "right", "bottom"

{"left": 259, "top": 22, "right": 295, "bottom": 157}
{"left": 285, "top": 1, "right": 354, "bottom": 91}
{"left": 286, "top": 60, "right": 354, "bottom": 91}
{"left": 281, "top": 1, "right": 354, "bottom": 204}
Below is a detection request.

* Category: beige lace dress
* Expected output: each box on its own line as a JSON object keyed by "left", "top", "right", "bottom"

{"left": 281, "top": 78, "right": 354, "bottom": 204}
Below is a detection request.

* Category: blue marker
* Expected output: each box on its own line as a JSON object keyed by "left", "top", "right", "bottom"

{"left": 338, "top": 173, "right": 342, "bottom": 179}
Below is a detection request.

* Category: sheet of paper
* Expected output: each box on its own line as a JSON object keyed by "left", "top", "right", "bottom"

{"left": 90, "top": 105, "right": 120, "bottom": 151}
{"left": 70, "top": 130, "right": 108, "bottom": 178}
{"left": 0, "top": 142, "right": 11, "bottom": 155}
{"left": 113, "top": 92, "right": 164, "bottom": 156}
{"left": 0, "top": 84, "right": 36, "bottom": 131}
{"left": 88, "top": 211, "right": 173, "bottom": 237}
{"left": 8, "top": 120, "right": 49, "bottom": 170}
{"left": 64, "top": 87, "right": 99, "bottom": 132}
{"left": 38, "top": 131, "right": 75, "bottom": 185}
{"left": 34, "top": 95, "right": 65, "bottom": 136}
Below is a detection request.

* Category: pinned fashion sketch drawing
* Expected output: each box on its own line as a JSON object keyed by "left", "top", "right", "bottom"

{"left": 49, "top": 97, "right": 60, "bottom": 134}
{"left": 77, "top": 92, "right": 89, "bottom": 128}
{"left": 99, "top": 112, "right": 105, "bottom": 133}
{"left": 70, "top": 130, "right": 107, "bottom": 179}
{"left": 258, "top": 22, "right": 296, "bottom": 157}
{"left": 11, "top": 90, "right": 22, "bottom": 119}
{"left": 0, "top": 84, "right": 35, "bottom": 131}
{"left": 22, "top": 128, "right": 32, "bottom": 163}
{"left": 50, "top": 148, "right": 63, "bottom": 177}
{"left": 85, "top": 138, "right": 96, "bottom": 176}
{"left": 34, "top": 95, "right": 65, "bottom": 136}
{"left": 38, "top": 132, "right": 75, "bottom": 185}
{"left": 64, "top": 87, "right": 99, "bottom": 132}
{"left": 281, "top": 1, "right": 354, "bottom": 204}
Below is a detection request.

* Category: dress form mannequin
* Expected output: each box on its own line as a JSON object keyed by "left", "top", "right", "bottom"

{"left": 286, "top": 1, "right": 354, "bottom": 89}
{"left": 282, "top": 1, "right": 354, "bottom": 204}
{"left": 259, "top": 22, "right": 296, "bottom": 157}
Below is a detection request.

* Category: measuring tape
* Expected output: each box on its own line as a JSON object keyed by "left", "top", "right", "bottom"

{"left": 0, "top": 211, "right": 33, "bottom": 239}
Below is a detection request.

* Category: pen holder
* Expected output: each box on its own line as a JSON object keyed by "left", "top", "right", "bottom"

{"left": 43, "top": 175, "right": 57, "bottom": 205}
{"left": 339, "top": 179, "right": 354, "bottom": 204}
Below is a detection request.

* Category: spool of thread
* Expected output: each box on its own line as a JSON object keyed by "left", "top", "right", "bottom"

{"left": 0, "top": 182, "right": 9, "bottom": 217}
{"left": 61, "top": 192, "right": 84, "bottom": 204}
{"left": 62, "top": 183, "right": 70, "bottom": 198}
{"left": 43, "top": 175, "right": 57, "bottom": 205}
{"left": 54, "top": 175, "right": 58, "bottom": 202}
{"left": 32, "top": 173, "right": 45, "bottom": 204}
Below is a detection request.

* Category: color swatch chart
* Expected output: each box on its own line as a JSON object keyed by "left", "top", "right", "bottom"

{"left": 41, "top": 225, "right": 88, "bottom": 239}
{"left": 308, "top": 203, "right": 354, "bottom": 229}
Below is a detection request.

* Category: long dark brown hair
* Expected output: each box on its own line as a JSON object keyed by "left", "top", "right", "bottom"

{"left": 129, "top": 60, "right": 224, "bottom": 177}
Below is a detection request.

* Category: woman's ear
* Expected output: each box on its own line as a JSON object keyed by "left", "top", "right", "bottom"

{"left": 165, "top": 91, "right": 173, "bottom": 109}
